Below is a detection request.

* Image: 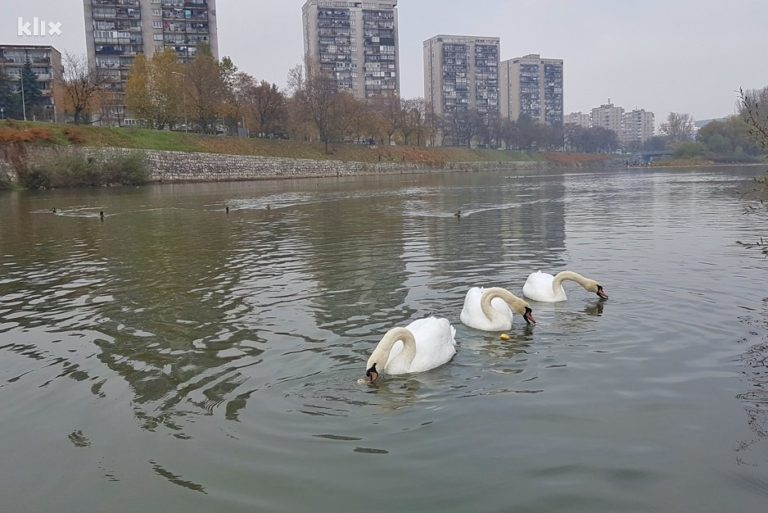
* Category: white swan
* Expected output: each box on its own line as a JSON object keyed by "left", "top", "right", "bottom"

{"left": 365, "top": 317, "right": 457, "bottom": 383}
{"left": 460, "top": 287, "right": 536, "bottom": 332}
{"left": 522, "top": 271, "right": 608, "bottom": 303}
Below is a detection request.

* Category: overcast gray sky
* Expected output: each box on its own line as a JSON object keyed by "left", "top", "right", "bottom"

{"left": 2, "top": 0, "right": 767, "bottom": 121}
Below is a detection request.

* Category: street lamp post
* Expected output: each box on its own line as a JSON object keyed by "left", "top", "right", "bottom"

{"left": 20, "top": 75, "right": 27, "bottom": 122}
{"left": 171, "top": 71, "right": 188, "bottom": 133}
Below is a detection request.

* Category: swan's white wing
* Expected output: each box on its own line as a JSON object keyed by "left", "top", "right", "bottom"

{"left": 523, "top": 271, "right": 566, "bottom": 302}
{"left": 406, "top": 317, "right": 457, "bottom": 373}
{"left": 460, "top": 287, "right": 488, "bottom": 329}
{"left": 460, "top": 287, "right": 513, "bottom": 331}
{"left": 490, "top": 297, "right": 513, "bottom": 319}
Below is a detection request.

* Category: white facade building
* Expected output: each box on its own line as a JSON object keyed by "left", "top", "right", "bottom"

{"left": 621, "top": 109, "right": 655, "bottom": 145}
{"left": 565, "top": 112, "right": 591, "bottom": 128}
{"left": 591, "top": 102, "right": 624, "bottom": 135}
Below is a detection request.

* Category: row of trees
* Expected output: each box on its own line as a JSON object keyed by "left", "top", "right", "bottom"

{"left": 122, "top": 51, "right": 436, "bottom": 145}
{"left": 437, "top": 113, "right": 620, "bottom": 153}
{"left": 649, "top": 105, "right": 765, "bottom": 161}
{"left": 121, "top": 51, "right": 629, "bottom": 153}
{"left": 126, "top": 48, "right": 233, "bottom": 134}
{"left": 120, "top": 52, "right": 749, "bottom": 156}
{"left": 0, "top": 53, "right": 662, "bottom": 156}
{"left": 4, "top": 47, "right": 767, "bottom": 159}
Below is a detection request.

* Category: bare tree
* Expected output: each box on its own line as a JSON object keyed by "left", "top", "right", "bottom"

{"left": 285, "top": 64, "right": 316, "bottom": 141}
{"left": 424, "top": 102, "right": 440, "bottom": 146}
{"left": 400, "top": 98, "right": 428, "bottom": 146}
{"left": 372, "top": 93, "right": 403, "bottom": 145}
{"left": 660, "top": 112, "right": 695, "bottom": 144}
{"left": 286, "top": 64, "right": 305, "bottom": 97}
{"left": 243, "top": 80, "right": 287, "bottom": 138}
{"left": 300, "top": 61, "right": 341, "bottom": 153}
{"left": 335, "top": 93, "right": 376, "bottom": 143}
{"left": 740, "top": 87, "right": 768, "bottom": 148}
{"left": 59, "top": 52, "right": 107, "bottom": 124}
{"left": 565, "top": 124, "right": 620, "bottom": 153}
{"left": 442, "top": 109, "right": 484, "bottom": 147}
{"left": 737, "top": 87, "right": 768, "bottom": 247}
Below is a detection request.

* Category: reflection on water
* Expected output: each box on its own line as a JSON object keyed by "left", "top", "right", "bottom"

{"left": 583, "top": 299, "right": 606, "bottom": 316}
{"left": 1, "top": 168, "right": 767, "bottom": 513}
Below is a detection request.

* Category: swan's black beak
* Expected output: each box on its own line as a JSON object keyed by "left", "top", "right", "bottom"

{"left": 366, "top": 364, "right": 379, "bottom": 384}
{"left": 523, "top": 307, "right": 536, "bottom": 325}
{"left": 596, "top": 286, "right": 608, "bottom": 300}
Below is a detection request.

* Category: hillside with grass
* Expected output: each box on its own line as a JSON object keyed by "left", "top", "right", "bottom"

{"left": 1, "top": 121, "right": 555, "bottom": 166}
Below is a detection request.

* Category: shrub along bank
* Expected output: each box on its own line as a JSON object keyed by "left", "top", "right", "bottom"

{"left": 0, "top": 122, "right": 149, "bottom": 189}
{"left": 19, "top": 152, "right": 148, "bottom": 189}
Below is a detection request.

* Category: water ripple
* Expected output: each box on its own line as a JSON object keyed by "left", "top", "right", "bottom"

{"left": 1, "top": 168, "right": 767, "bottom": 512}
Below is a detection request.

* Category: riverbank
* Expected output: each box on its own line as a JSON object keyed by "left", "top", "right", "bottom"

{"left": 650, "top": 157, "right": 767, "bottom": 168}
{"left": 1, "top": 121, "right": 545, "bottom": 166}
{"left": 5, "top": 146, "right": 574, "bottom": 186}
{"left": 0, "top": 122, "right": 617, "bottom": 187}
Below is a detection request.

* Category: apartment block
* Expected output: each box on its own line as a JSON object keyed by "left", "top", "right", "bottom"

{"left": 83, "top": 0, "right": 219, "bottom": 123}
{"left": 591, "top": 102, "right": 624, "bottom": 135}
{"left": 621, "top": 109, "right": 655, "bottom": 145}
{"left": 423, "top": 35, "right": 500, "bottom": 117}
{"left": 500, "top": 54, "right": 563, "bottom": 125}
{"left": 565, "top": 112, "right": 591, "bottom": 128}
{"left": 0, "top": 45, "right": 63, "bottom": 122}
{"left": 302, "top": 0, "right": 399, "bottom": 100}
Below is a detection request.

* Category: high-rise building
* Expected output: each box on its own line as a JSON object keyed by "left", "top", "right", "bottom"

{"left": 83, "top": 0, "right": 219, "bottom": 123}
{"left": 621, "top": 109, "right": 655, "bottom": 145}
{"left": 423, "top": 35, "right": 500, "bottom": 117}
{"left": 302, "top": 0, "right": 399, "bottom": 100}
{"left": 0, "top": 45, "right": 63, "bottom": 122}
{"left": 591, "top": 102, "right": 624, "bottom": 135}
{"left": 500, "top": 54, "right": 563, "bottom": 125}
{"left": 565, "top": 112, "right": 591, "bottom": 128}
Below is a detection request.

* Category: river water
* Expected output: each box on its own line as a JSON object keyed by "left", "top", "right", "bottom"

{"left": 0, "top": 167, "right": 767, "bottom": 512}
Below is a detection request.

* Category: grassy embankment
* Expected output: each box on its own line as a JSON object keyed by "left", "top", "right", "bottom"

{"left": 2, "top": 120, "right": 617, "bottom": 165}
{"left": 0, "top": 121, "right": 613, "bottom": 189}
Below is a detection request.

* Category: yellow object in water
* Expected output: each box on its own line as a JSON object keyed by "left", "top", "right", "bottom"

{"left": 499, "top": 333, "right": 511, "bottom": 341}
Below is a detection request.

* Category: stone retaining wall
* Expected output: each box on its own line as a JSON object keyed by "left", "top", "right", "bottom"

{"left": 8, "top": 146, "right": 561, "bottom": 186}
{"left": 0, "top": 160, "right": 13, "bottom": 182}
{"left": 117, "top": 148, "right": 550, "bottom": 182}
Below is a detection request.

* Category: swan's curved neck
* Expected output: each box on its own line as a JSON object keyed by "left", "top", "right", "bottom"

{"left": 369, "top": 327, "right": 417, "bottom": 370}
{"left": 553, "top": 271, "right": 594, "bottom": 292}
{"left": 480, "top": 287, "right": 528, "bottom": 319}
